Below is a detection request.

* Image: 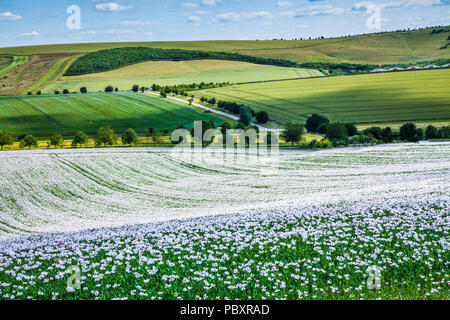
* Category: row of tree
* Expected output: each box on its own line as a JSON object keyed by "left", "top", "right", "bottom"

{"left": 0, "top": 127, "right": 166, "bottom": 150}
{"left": 66, "top": 47, "right": 299, "bottom": 76}
{"left": 279, "top": 113, "right": 450, "bottom": 147}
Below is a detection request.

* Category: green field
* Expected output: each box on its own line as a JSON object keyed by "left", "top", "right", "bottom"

{"left": 194, "top": 69, "right": 450, "bottom": 125}
{"left": 0, "top": 92, "right": 223, "bottom": 136}
{"left": 43, "top": 60, "right": 322, "bottom": 93}
{"left": 0, "top": 27, "right": 448, "bottom": 65}
{"left": 0, "top": 56, "right": 29, "bottom": 76}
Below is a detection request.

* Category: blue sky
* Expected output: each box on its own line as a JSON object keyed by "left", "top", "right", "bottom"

{"left": 0, "top": 0, "right": 449, "bottom": 47}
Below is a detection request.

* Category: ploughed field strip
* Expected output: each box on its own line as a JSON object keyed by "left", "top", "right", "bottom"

{"left": 0, "top": 143, "right": 448, "bottom": 299}
{"left": 0, "top": 92, "right": 222, "bottom": 135}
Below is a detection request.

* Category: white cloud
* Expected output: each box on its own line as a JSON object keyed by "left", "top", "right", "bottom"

{"left": 215, "top": 11, "right": 272, "bottom": 22}
{"left": 283, "top": 5, "right": 345, "bottom": 18}
{"left": 277, "top": 1, "right": 295, "bottom": 8}
{"left": 187, "top": 15, "right": 201, "bottom": 23}
{"left": 18, "top": 31, "right": 40, "bottom": 37}
{"left": 196, "top": 10, "right": 211, "bottom": 15}
{"left": 353, "top": 0, "right": 442, "bottom": 11}
{"left": 0, "top": 12, "right": 23, "bottom": 21}
{"left": 202, "top": 0, "right": 222, "bottom": 6}
{"left": 182, "top": 2, "right": 199, "bottom": 8}
{"left": 121, "top": 20, "right": 153, "bottom": 26}
{"left": 96, "top": 3, "right": 133, "bottom": 11}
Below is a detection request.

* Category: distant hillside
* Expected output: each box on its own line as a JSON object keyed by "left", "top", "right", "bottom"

{"left": 0, "top": 26, "right": 449, "bottom": 65}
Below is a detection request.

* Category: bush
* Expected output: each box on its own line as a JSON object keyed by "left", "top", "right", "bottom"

{"left": 63, "top": 89, "right": 69, "bottom": 94}
{"left": 105, "top": 86, "right": 114, "bottom": 92}
{"left": 80, "top": 87, "right": 87, "bottom": 94}
{"left": 255, "top": 111, "right": 269, "bottom": 124}
{"left": 132, "top": 85, "right": 139, "bottom": 93}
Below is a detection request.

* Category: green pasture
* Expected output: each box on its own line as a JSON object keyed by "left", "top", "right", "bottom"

{"left": 0, "top": 92, "right": 223, "bottom": 136}
{"left": 194, "top": 69, "right": 450, "bottom": 125}
{"left": 43, "top": 66, "right": 322, "bottom": 94}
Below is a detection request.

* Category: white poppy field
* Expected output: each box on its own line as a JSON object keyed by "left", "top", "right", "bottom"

{"left": 0, "top": 142, "right": 449, "bottom": 300}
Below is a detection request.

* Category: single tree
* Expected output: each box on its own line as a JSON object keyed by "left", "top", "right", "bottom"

{"left": 381, "top": 127, "right": 394, "bottom": 143}
{"left": 80, "top": 87, "right": 87, "bottom": 94}
{"left": 20, "top": 135, "right": 38, "bottom": 149}
{"left": 425, "top": 125, "right": 437, "bottom": 139}
{"left": 36, "top": 91, "right": 41, "bottom": 95}
{"left": 399, "top": 123, "right": 419, "bottom": 142}
{"left": 132, "top": 85, "right": 139, "bottom": 92}
{"left": 305, "top": 114, "right": 329, "bottom": 132}
{"left": 105, "top": 85, "right": 114, "bottom": 92}
{"left": 122, "top": 128, "right": 138, "bottom": 146}
{"left": 150, "top": 128, "right": 162, "bottom": 145}
{"left": 326, "top": 123, "right": 348, "bottom": 140}
{"left": 54, "top": 90, "right": 60, "bottom": 94}
{"left": 344, "top": 123, "right": 358, "bottom": 137}
{"left": 50, "top": 133, "right": 64, "bottom": 148}
{"left": 0, "top": 130, "right": 14, "bottom": 150}
{"left": 255, "top": 111, "right": 269, "bottom": 124}
{"left": 95, "top": 126, "right": 116, "bottom": 147}
{"left": 72, "top": 131, "right": 88, "bottom": 148}
{"left": 63, "top": 89, "right": 69, "bottom": 94}
{"left": 239, "top": 106, "right": 253, "bottom": 126}
{"left": 282, "top": 122, "right": 304, "bottom": 146}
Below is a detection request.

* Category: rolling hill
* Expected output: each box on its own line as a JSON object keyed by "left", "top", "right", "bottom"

{"left": 0, "top": 27, "right": 448, "bottom": 65}
{"left": 193, "top": 68, "right": 450, "bottom": 126}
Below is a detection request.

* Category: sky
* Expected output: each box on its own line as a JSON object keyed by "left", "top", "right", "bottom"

{"left": 0, "top": 0, "right": 449, "bottom": 47}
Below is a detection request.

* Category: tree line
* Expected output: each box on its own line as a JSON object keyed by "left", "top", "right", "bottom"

{"left": 65, "top": 47, "right": 299, "bottom": 76}
{"left": 280, "top": 113, "right": 450, "bottom": 148}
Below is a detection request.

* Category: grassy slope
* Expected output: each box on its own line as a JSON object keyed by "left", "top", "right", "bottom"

{"left": 44, "top": 61, "right": 323, "bottom": 93}
{"left": 23, "top": 55, "right": 80, "bottom": 94}
{"left": 0, "top": 92, "right": 223, "bottom": 136}
{"left": 0, "top": 27, "right": 448, "bottom": 65}
{"left": 194, "top": 69, "right": 450, "bottom": 126}
{"left": 0, "top": 56, "right": 29, "bottom": 76}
